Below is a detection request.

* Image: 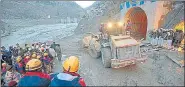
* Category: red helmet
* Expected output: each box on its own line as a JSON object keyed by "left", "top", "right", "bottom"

{"left": 41, "top": 47, "right": 44, "bottom": 51}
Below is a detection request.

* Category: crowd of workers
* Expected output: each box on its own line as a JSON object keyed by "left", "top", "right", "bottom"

{"left": 1, "top": 42, "right": 86, "bottom": 86}
{"left": 149, "top": 28, "right": 184, "bottom": 50}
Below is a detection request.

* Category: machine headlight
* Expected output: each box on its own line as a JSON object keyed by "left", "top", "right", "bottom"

{"left": 108, "top": 22, "right": 112, "bottom": 28}
{"left": 118, "top": 22, "right": 123, "bottom": 27}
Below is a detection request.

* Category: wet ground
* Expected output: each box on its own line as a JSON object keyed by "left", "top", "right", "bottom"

{"left": 55, "top": 34, "right": 184, "bottom": 86}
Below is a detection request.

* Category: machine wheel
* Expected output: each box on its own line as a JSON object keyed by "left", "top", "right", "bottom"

{"left": 88, "top": 47, "right": 101, "bottom": 58}
{"left": 101, "top": 47, "right": 112, "bottom": 68}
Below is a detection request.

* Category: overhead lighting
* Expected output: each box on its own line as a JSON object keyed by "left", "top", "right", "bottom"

{"left": 108, "top": 22, "right": 112, "bottom": 28}
{"left": 118, "top": 22, "right": 123, "bottom": 27}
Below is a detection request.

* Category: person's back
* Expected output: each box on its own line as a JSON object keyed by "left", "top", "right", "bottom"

{"left": 55, "top": 45, "right": 62, "bottom": 60}
{"left": 18, "top": 59, "right": 51, "bottom": 86}
{"left": 12, "top": 47, "right": 18, "bottom": 57}
{"left": 19, "top": 72, "right": 51, "bottom": 86}
{"left": 4, "top": 65, "right": 21, "bottom": 86}
{"left": 15, "top": 56, "right": 25, "bottom": 74}
{"left": 49, "top": 56, "right": 86, "bottom": 86}
{"left": 49, "top": 73, "right": 82, "bottom": 86}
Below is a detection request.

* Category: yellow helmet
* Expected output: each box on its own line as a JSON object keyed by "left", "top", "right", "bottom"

{"left": 2, "top": 63, "right": 7, "bottom": 67}
{"left": 16, "top": 56, "right": 22, "bottom": 62}
{"left": 44, "top": 53, "right": 48, "bottom": 57}
{"left": 37, "top": 55, "right": 41, "bottom": 59}
{"left": 32, "top": 52, "right": 36, "bottom": 54}
{"left": 26, "top": 59, "right": 42, "bottom": 71}
{"left": 63, "top": 56, "right": 79, "bottom": 72}
{"left": 32, "top": 54, "right": 37, "bottom": 58}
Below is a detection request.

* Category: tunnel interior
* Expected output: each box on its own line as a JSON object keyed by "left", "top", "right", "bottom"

{"left": 124, "top": 7, "right": 147, "bottom": 40}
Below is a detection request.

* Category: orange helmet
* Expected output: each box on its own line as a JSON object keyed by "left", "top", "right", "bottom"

{"left": 32, "top": 54, "right": 37, "bottom": 58}
{"left": 16, "top": 56, "right": 22, "bottom": 63}
{"left": 63, "top": 56, "right": 79, "bottom": 72}
{"left": 25, "top": 56, "right": 30, "bottom": 59}
{"left": 2, "top": 63, "right": 7, "bottom": 67}
{"left": 41, "top": 47, "right": 44, "bottom": 51}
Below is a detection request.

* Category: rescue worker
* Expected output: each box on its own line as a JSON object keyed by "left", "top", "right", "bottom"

{"left": 1, "top": 63, "right": 7, "bottom": 85}
{"left": 23, "top": 56, "right": 31, "bottom": 64}
{"left": 36, "top": 55, "right": 42, "bottom": 60}
{"left": 31, "top": 44, "right": 36, "bottom": 52}
{"left": 4, "top": 65, "right": 21, "bottom": 86}
{"left": 16, "top": 43, "right": 20, "bottom": 50}
{"left": 12, "top": 47, "right": 19, "bottom": 64}
{"left": 125, "top": 20, "right": 132, "bottom": 35}
{"left": 19, "top": 47, "right": 25, "bottom": 58}
{"left": 31, "top": 53, "right": 37, "bottom": 59}
{"left": 15, "top": 56, "right": 25, "bottom": 74}
{"left": 177, "top": 30, "right": 184, "bottom": 47}
{"left": 40, "top": 47, "right": 45, "bottom": 54}
{"left": 45, "top": 49, "right": 54, "bottom": 69}
{"left": 9, "top": 46, "right": 13, "bottom": 54}
{"left": 1, "top": 63, "right": 7, "bottom": 75}
{"left": 157, "top": 28, "right": 163, "bottom": 47}
{"left": 151, "top": 29, "right": 157, "bottom": 46}
{"left": 173, "top": 30, "right": 183, "bottom": 47}
{"left": 25, "top": 44, "right": 30, "bottom": 52}
{"left": 1, "top": 49, "right": 12, "bottom": 65}
{"left": 18, "top": 59, "right": 51, "bottom": 86}
{"left": 45, "top": 48, "right": 54, "bottom": 60}
{"left": 55, "top": 44, "right": 62, "bottom": 61}
{"left": 166, "top": 29, "right": 174, "bottom": 49}
{"left": 49, "top": 56, "right": 86, "bottom": 86}
{"left": 50, "top": 42, "right": 57, "bottom": 50}
{"left": 1, "top": 63, "right": 7, "bottom": 86}
{"left": 42, "top": 53, "right": 52, "bottom": 74}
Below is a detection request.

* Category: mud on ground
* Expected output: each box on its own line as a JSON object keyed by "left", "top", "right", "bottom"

{"left": 53, "top": 34, "right": 184, "bottom": 86}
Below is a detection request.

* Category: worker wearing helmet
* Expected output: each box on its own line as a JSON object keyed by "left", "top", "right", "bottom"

{"left": 1, "top": 63, "right": 7, "bottom": 75}
{"left": 23, "top": 56, "right": 31, "bottom": 64}
{"left": 15, "top": 56, "right": 25, "bottom": 74}
{"left": 18, "top": 59, "right": 51, "bottom": 86}
{"left": 42, "top": 52, "right": 52, "bottom": 74}
{"left": 40, "top": 47, "right": 45, "bottom": 52}
{"left": 31, "top": 53, "right": 37, "bottom": 59}
{"left": 36, "top": 55, "right": 42, "bottom": 60}
{"left": 4, "top": 65, "right": 21, "bottom": 86}
{"left": 49, "top": 56, "right": 86, "bottom": 86}
{"left": 42, "top": 53, "right": 51, "bottom": 64}
{"left": 1, "top": 63, "right": 7, "bottom": 86}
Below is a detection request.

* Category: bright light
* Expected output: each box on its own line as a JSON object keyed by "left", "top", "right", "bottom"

{"left": 118, "top": 22, "right": 123, "bottom": 27}
{"left": 108, "top": 22, "right": 112, "bottom": 28}
{"left": 75, "top": 1, "right": 95, "bottom": 8}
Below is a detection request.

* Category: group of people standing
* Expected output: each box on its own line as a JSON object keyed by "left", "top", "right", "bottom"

{"left": 1, "top": 42, "right": 86, "bottom": 86}
{"left": 150, "top": 28, "right": 184, "bottom": 50}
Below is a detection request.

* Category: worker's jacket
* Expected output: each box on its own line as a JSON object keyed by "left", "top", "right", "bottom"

{"left": 15, "top": 62, "right": 25, "bottom": 74}
{"left": 18, "top": 72, "right": 51, "bottom": 86}
{"left": 49, "top": 72, "right": 86, "bottom": 86}
{"left": 42, "top": 56, "right": 51, "bottom": 65}
{"left": 23, "top": 58, "right": 30, "bottom": 64}
{"left": 1, "top": 67, "right": 6, "bottom": 76}
{"left": 4, "top": 71, "right": 21, "bottom": 86}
